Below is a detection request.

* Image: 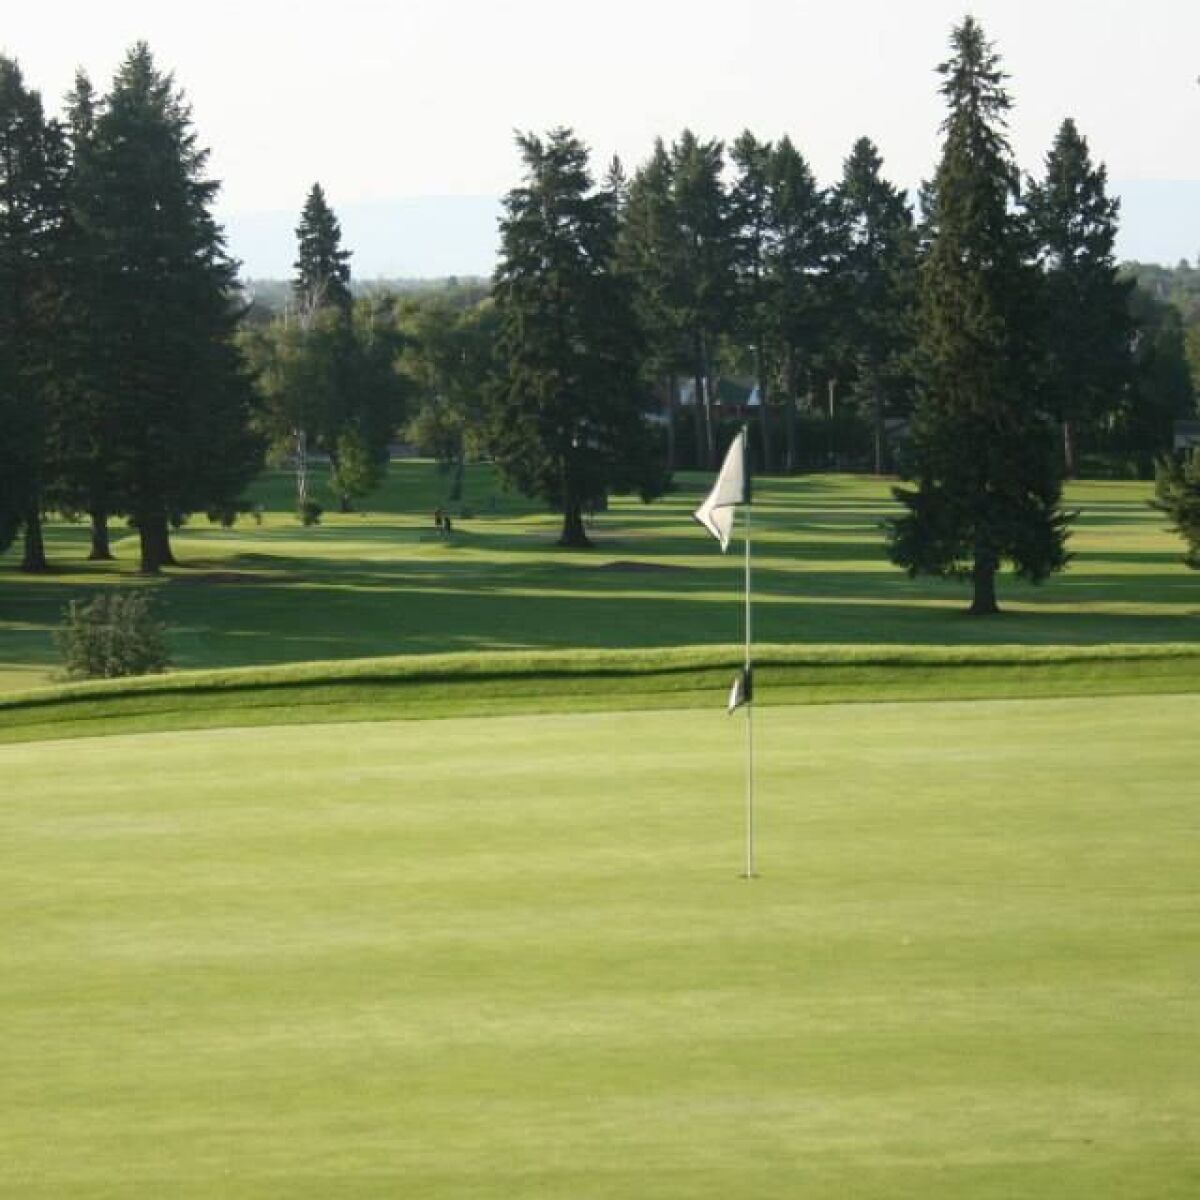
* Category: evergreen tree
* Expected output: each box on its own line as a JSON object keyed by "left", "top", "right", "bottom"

{"left": 670, "top": 131, "right": 734, "bottom": 468}
{"left": 1153, "top": 449, "right": 1200, "bottom": 568}
{"left": 490, "top": 128, "right": 665, "bottom": 547}
{"left": 767, "top": 136, "right": 832, "bottom": 472}
{"left": 730, "top": 130, "right": 776, "bottom": 471}
{"left": 293, "top": 183, "right": 352, "bottom": 315}
{"left": 617, "top": 139, "right": 690, "bottom": 471}
{"left": 831, "top": 136, "right": 916, "bottom": 474}
{"left": 54, "top": 69, "right": 123, "bottom": 560}
{"left": 0, "top": 57, "right": 68, "bottom": 569}
{"left": 81, "top": 43, "right": 261, "bottom": 572}
{"left": 887, "top": 18, "right": 1069, "bottom": 615}
{"left": 1025, "top": 118, "right": 1133, "bottom": 476}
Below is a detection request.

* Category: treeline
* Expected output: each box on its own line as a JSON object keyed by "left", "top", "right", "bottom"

{"left": 3, "top": 28, "right": 1198, "bottom": 581}
{"left": 0, "top": 47, "right": 260, "bottom": 574}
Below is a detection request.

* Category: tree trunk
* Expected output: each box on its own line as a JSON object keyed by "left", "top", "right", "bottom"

{"left": 558, "top": 499, "right": 590, "bottom": 548}
{"left": 88, "top": 509, "right": 114, "bottom": 560}
{"left": 969, "top": 554, "right": 1000, "bottom": 616}
{"left": 664, "top": 375, "right": 677, "bottom": 475}
{"left": 783, "top": 372, "right": 799, "bottom": 475}
{"left": 873, "top": 387, "right": 885, "bottom": 476}
{"left": 754, "top": 348, "right": 772, "bottom": 474}
{"left": 691, "top": 368, "right": 706, "bottom": 470}
{"left": 137, "top": 512, "right": 176, "bottom": 575}
{"left": 449, "top": 453, "right": 465, "bottom": 503}
{"left": 1062, "top": 419, "right": 1077, "bottom": 479}
{"left": 20, "top": 503, "right": 48, "bottom": 573}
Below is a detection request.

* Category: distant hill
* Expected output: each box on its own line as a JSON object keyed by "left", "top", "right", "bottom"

{"left": 219, "top": 182, "right": 1198, "bottom": 284}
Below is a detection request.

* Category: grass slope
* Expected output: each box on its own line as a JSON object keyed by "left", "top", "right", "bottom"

{"left": 1, "top": 642, "right": 1198, "bottom": 745}
{"left": 1, "top": 467, "right": 1196, "bottom": 695}
{"left": 4, "top": 696, "right": 1198, "bottom": 1198}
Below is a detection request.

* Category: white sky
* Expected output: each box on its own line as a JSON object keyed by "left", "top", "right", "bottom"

{"left": 4, "top": 0, "right": 1199, "bottom": 264}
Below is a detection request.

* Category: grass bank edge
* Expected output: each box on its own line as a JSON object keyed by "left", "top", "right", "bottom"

{"left": 1, "top": 642, "right": 1198, "bottom": 745}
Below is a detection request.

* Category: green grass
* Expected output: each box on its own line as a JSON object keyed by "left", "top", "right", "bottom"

{"left": 1, "top": 465, "right": 1196, "bottom": 696}
{"left": 4, "top": 696, "right": 1198, "bottom": 1198}
{"left": 1, "top": 641, "right": 1198, "bottom": 745}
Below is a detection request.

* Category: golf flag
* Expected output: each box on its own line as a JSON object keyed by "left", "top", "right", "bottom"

{"left": 728, "top": 666, "right": 753, "bottom": 714}
{"left": 693, "top": 429, "right": 749, "bottom": 552}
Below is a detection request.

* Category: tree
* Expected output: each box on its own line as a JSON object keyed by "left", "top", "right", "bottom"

{"left": 767, "top": 137, "right": 832, "bottom": 472}
{"left": 293, "top": 183, "right": 352, "bottom": 315}
{"left": 0, "top": 57, "right": 68, "bottom": 569}
{"left": 670, "top": 131, "right": 735, "bottom": 468}
{"left": 490, "top": 128, "right": 665, "bottom": 547}
{"left": 1025, "top": 118, "right": 1133, "bottom": 476}
{"left": 1153, "top": 449, "right": 1200, "bottom": 567}
{"left": 730, "top": 130, "right": 776, "bottom": 471}
{"left": 616, "top": 139, "right": 690, "bottom": 471}
{"left": 887, "top": 18, "right": 1070, "bottom": 615}
{"left": 830, "top": 137, "right": 916, "bottom": 474}
{"left": 80, "top": 43, "right": 261, "bottom": 572}
{"left": 401, "top": 298, "right": 497, "bottom": 502}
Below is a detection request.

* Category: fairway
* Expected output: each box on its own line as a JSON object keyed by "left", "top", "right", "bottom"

{"left": 1, "top": 467, "right": 1197, "bottom": 695}
{"left": 5, "top": 695, "right": 1198, "bottom": 1198}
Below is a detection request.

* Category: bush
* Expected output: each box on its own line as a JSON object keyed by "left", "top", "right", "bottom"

{"left": 56, "top": 592, "right": 170, "bottom": 679}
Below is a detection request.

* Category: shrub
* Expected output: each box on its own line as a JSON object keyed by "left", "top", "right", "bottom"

{"left": 56, "top": 592, "right": 170, "bottom": 679}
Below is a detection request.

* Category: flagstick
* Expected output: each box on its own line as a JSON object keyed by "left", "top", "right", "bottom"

{"left": 743, "top": 497, "right": 756, "bottom": 879}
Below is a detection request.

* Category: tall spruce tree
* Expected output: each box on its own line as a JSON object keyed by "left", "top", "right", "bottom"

{"left": 887, "top": 18, "right": 1069, "bottom": 614}
{"left": 670, "top": 131, "right": 734, "bottom": 468}
{"left": 617, "top": 139, "right": 690, "bottom": 472}
{"left": 0, "top": 57, "right": 68, "bottom": 569}
{"left": 731, "top": 130, "right": 776, "bottom": 471}
{"left": 1025, "top": 118, "right": 1133, "bottom": 476}
{"left": 831, "top": 137, "right": 916, "bottom": 474}
{"left": 81, "top": 44, "right": 260, "bottom": 572}
{"left": 490, "top": 128, "right": 664, "bottom": 547}
{"left": 767, "top": 136, "right": 832, "bottom": 473}
{"left": 293, "top": 183, "right": 352, "bottom": 315}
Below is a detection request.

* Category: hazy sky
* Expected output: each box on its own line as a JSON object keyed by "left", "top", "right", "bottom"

{"left": 5, "top": 0, "right": 1199, "bottom": 269}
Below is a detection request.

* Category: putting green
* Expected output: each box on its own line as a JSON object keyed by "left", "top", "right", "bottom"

{"left": 4, "top": 695, "right": 1197, "bottom": 1197}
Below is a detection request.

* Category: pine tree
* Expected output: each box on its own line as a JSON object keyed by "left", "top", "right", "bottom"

{"left": 490, "top": 128, "right": 665, "bottom": 547}
{"left": 617, "top": 139, "right": 690, "bottom": 472}
{"left": 1153, "top": 449, "right": 1200, "bottom": 568}
{"left": 670, "top": 131, "right": 734, "bottom": 468}
{"left": 730, "top": 130, "right": 776, "bottom": 471}
{"left": 887, "top": 18, "right": 1069, "bottom": 615}
{"left": 81, "top": 43, "right": 260, "bottom": 572}
{"left": 1025, "top": 118, "right": 1133, "bottom": 476}
{"left": 767, "top": 137, "right": 832, "bottom": 472}
{"left": 831, "top": 137, "right": 916, "bottom": 474}
{"left": 293, "top": 183, "right": 352, "bottom": 315}
{"left": 0, "top": 56, "right": 68, "bottom": 569}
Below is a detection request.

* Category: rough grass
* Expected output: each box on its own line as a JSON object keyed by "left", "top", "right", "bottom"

{"left": 4, "top": 696, "right": 1198, "bottom": 1198}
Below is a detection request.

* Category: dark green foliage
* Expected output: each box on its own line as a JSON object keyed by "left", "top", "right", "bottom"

{"left": 1025, "top": 119, "right": 1133, "bottom": 476}
{"left": 0, "top": 57, "right": 68, "bottom": 567}
{"left": 401, "top": 298, "right": 497, "bottom": 501}
{"left": 240, "top": 295, "right": 406, "bottom": 517}
{"left": 293, "top": 183, "right": 352, "bottom": 315}
{"left": 490, "top": 128, "right": 666, "bottom": 547}
{"left": 77, "top": 44, "right": 262, "bottom": 572}
{"left": 888, "top": 17, "right": 1070, "bottom": 615}
{"left": 1153, "top": 450, "right": 1200, "bottom": 567}
{"left": 830, "top": 137, "right": 917, "bottom": 474}
{"left": 56, "top": 591, "right": 169, "bottom": 678}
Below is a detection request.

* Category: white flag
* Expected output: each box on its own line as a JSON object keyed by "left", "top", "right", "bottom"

{"left": 692, "top": 429, "right": 748, "bottom": 552}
